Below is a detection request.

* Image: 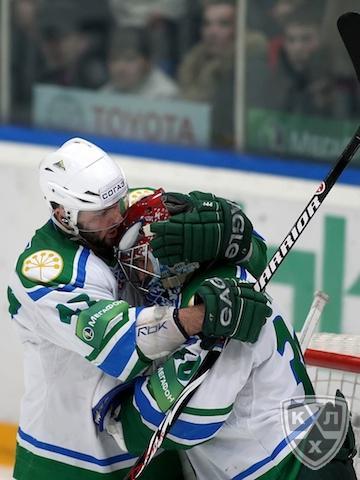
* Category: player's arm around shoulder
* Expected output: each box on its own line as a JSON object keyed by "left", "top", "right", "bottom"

{"left": 150, "top": 190, "right": 267, "bottom": 278}
{"left": 9, "top": 240, "right": 155, "bottom": 382}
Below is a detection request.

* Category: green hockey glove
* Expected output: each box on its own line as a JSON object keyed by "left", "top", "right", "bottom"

{"left": 196, "top": 278, "right": 272, "bottom": 345}
{"left": 150, "top": 191, "right": 253, "bottom": 266}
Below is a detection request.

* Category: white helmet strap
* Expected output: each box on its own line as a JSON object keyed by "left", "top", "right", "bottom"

{"left": 51, "top": 206, "right": 80, "bottom": 236}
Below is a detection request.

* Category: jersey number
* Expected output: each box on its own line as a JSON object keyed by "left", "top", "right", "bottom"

{"left": 56, "top": 294, "right": 96, "bottom": 324}
{"left": 274, "top": 315, "right": 314, "bottom": 395}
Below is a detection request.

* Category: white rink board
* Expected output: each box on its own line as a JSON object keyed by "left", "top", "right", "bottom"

{"left": 1, "top": 140, "right": 360, "bottom": 425}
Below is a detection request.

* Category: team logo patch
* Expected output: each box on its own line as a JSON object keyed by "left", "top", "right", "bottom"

{"left": 281, "top": 395, "right": 349, "bottom": 470}
{"left": 129, "top": 189, "right": 155, "bottom": 206}
{"left": 22, "top": 250, "right": 64, "bottom": 283}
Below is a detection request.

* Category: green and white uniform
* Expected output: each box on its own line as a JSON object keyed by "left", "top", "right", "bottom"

{"left": 110, "top": 266, "right": 315, "bottom": 480}
{"left": 8, "top": 220, "right": 184, "bottom": 480}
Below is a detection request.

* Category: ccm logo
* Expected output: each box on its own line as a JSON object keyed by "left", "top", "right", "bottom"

{"left": 101, "top": 180, "right": 125, "bottom": 200}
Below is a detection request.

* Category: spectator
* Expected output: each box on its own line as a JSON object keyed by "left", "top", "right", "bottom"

{"left": 177, "top": 0, "right": 235, "bottom": 102}
{"left": 101, "top": 28, "right": 179, "bottom": 99}
{"left": 36, "top": 1, "right": 109, "bottom": 88}
{"left": 108, "top": 0, "right": 188, "bottom": 75}
{"left": 177, "top": 0, "right": 267, "bottom": 148}
{"left": 265, "top": 9, "right": 342, "bottom": 117}
{"left": 177, "top": 0, "right": 236, "bottom": 147}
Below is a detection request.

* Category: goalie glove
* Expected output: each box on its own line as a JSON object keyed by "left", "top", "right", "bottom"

{"left": 150, "top": 191, "right": 253, "bottom": 266}
{"left": 196, "top": 278, "right": 272, "bottom": 347}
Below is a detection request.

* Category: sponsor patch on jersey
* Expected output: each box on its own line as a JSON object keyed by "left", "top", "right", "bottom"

{"left": 21, "top": 250, "right": 64, "bottom": 283}
{"left": 76, "top": 300, "right": 127, "bottom": 349}
{"left": 82, "top": 326, "right": 95, "bottom": 342}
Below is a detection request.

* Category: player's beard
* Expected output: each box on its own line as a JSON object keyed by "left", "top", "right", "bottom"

{"left": 79, "top": 229, "right": 120, "bottom": 262}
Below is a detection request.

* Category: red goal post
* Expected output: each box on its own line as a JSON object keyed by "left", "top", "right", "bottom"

{"left": 304, "top": 333, "right": 360, "bottom": 406}
{"left": 305, "top": 349, "right": 360, "bottom": 374}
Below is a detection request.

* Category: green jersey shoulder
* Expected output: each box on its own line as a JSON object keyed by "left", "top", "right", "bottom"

{"left": 16, "top": 220, "right": 84, "bottom": 289}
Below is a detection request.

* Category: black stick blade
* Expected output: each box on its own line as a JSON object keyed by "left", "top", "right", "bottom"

{"left": 337, "top": 12, "right": 360, "bottom": 82}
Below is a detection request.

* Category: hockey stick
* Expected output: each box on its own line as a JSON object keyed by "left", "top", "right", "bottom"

{"left": 299, "top": 291, "right": 329, "bottom": 351}
{"left": 125, "top": 12, "right": 360, "bottom": 479}
{"left": 125, "top": 349, "right": 220, "bottom": 480}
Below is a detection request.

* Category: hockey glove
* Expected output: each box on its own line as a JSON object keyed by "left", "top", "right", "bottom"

{"left": 196, "top": 278, "right": 272, "bottom": 346}
{"left": 150, "top": 191, "right": 253, "bottom": 266}
{"left": 136, "top": 306, "right": 188, "bottom": 361}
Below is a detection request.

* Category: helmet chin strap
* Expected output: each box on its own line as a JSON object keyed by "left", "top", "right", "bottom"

{"left": 51, "top": 212, "right": 79, "bottom": 236}
{"left": 51, "top": 206, "right": 80, "bottom": 236}
{"left": 51, "top": 210, "right": 116, "bottom": 261}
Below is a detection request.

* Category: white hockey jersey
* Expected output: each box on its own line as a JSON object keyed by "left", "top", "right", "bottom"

{"left": 8, "top": 220, "right": 184, "bottom": 479}
{"left": 111, "top": 265, "right": 315, "bottom": 480}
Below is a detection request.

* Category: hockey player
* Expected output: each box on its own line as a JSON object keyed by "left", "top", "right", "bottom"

{"left": 100, "top": 190, "right": 357, "bottom": 480}
{"left": 8, "top": 138, "right": 271, "bottom": 479}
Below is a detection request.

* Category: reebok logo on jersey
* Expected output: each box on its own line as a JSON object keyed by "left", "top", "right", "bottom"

{"left": 22, "top": 250, "right": 63, "bottom": 283}
{"left": 137, "top": 321, "right": 167, "bottom": 336}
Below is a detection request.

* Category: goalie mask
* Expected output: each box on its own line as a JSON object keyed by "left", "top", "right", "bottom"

{"left": 116, "top": 188, "right": 199, "bottom": 304}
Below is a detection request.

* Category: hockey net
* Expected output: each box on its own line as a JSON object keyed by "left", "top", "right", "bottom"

{"left": 304, "top": 333, "right": 360, "bottom": 472}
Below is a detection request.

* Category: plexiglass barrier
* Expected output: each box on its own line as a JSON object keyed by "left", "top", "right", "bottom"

{"left": 2, "top": 0, "right": 360, "bottom": 164}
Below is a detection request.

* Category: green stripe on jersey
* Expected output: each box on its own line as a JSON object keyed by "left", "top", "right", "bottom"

{"left": 16, "top": 221, "right": 80, "bottom": 289}
{"left": 183, "top": 404, "right": 233, "bottom": 416}
{"left": 13, "top": 444, "right": 185, "bottom": 480}
{"left": 125, "top": 347, "right": 152, "bottom": 380}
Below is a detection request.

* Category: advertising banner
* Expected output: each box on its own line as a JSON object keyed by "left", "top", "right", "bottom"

{"left": 33, "top": 85, "right": 211, "bottom": 147}
{"left": 247, "top": 108, "right": 360, "bottom": 164}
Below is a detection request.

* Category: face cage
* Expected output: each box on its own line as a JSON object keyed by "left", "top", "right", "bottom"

{"left": 117, "top": 242, "right": 161, "bottom": 294}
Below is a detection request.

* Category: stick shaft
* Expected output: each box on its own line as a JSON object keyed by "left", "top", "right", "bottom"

{"left": 254, "top": 126, "right": 360, "bottom": 292}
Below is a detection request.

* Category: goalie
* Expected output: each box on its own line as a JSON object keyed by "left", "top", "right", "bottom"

{"left": 96, "top": 189, "right": 357, "bottom": 480}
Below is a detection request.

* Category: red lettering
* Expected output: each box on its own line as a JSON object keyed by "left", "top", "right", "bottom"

{"left": 143, "top": 112, "right": 162, "bottom": 141}
{"left": 163, "top": 114, "right": 177, "bottom": 142}
{"left": 178, "top": 117, "right": 196, "bottom": 145}
{"left": 92, "top": 106, "right": 106, "bottom": 133}
{"left": 92, "top": 105, "right": 198, "bottom": 146}
{"left": 127, "top": 111, "right": 142, "bottom": 139}
{"left": 107, "top": 108, "right": 125, "bottom": 137}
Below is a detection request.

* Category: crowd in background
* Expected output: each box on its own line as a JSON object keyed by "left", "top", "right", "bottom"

{"left": 10, "top": 0, "right": 360, "bottom": 149}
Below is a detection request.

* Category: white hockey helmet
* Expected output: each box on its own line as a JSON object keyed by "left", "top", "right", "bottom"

{"left": 39, "top": 138, "right": 128, "bottom": 234}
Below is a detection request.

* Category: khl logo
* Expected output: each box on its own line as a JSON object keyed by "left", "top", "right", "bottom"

{"left": 281, "top": 394, "right": 350, "bottom": 470}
